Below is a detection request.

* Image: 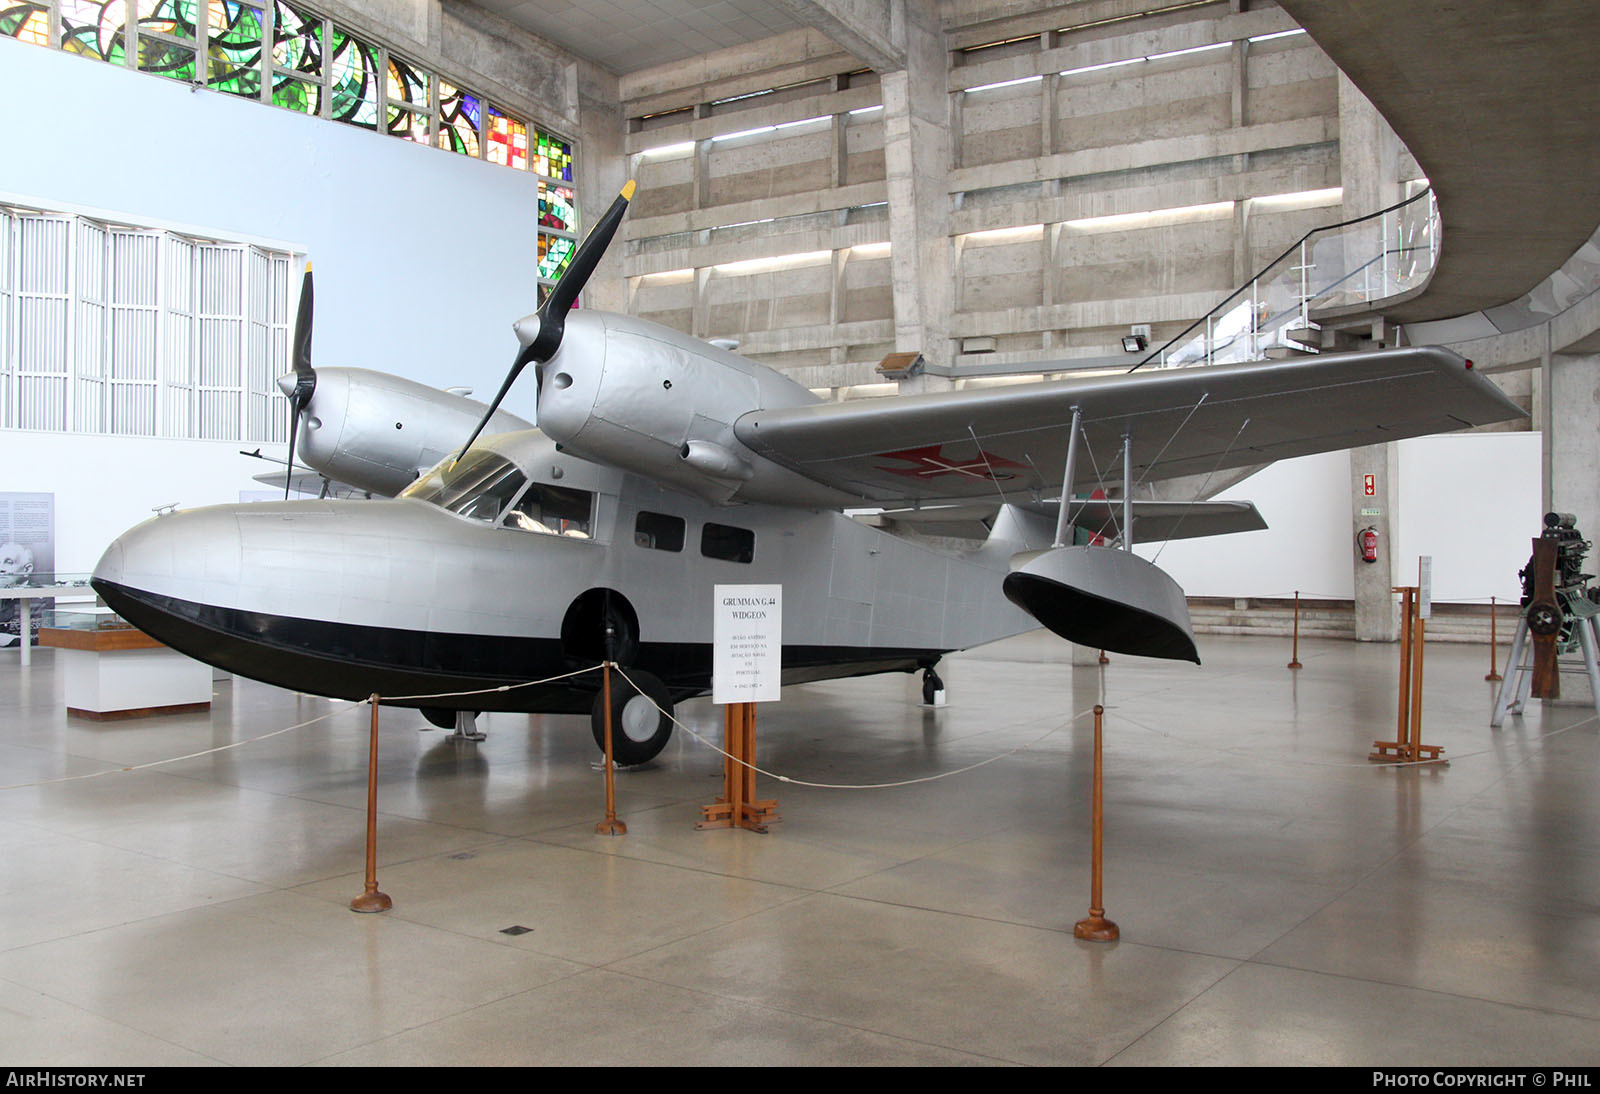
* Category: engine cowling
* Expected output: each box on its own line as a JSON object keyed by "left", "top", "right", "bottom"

{"left": 534, "top": 311, "right": 849, "bottom": 506}
{"left": 294, "top": 368, "right": 532, "bottom": 497}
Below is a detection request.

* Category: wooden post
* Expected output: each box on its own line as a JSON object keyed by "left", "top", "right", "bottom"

{"left": 1485, "top": 595, "right": 1503, "bottom": 681}
{"left": 350, "top": 694, "right": 393, "bottom": 913}
{"left": 596, "top": 660, "right": 627, "bottom": 835}
{"left": 1074, "top": 704, "right": 1119, "bottom": 942}
{"left": 1287, "top": 590, "right": 1303, "bottom": 669}
{"left": 1371, "top": 589, "right": 1444, "bottom": 763}
{"left": 698, "top": 701, "right": 778, "bottom": 832}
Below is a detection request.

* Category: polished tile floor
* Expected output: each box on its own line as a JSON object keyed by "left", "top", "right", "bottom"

{"left": 2, "top": 632, "right": 1597, "bottom": 1066}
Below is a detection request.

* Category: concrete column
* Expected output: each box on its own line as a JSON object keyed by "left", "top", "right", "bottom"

{"left": 1540, "top": 328, "right": 1554, "bottom": 513}
{"left": 830, "top": 112, "right": 848, "bottom": 188}
{"left": 881, "top": 0, "right": 952, "bottom": 393}
{"left": 575, "top": 62, "right": 628, "bottom": 312}
{"left": 691, "top": 267, "right": 710, "bottom": 340}
{"left": 1340, "top": 72, "right": 1404, "bottom": 639}
{"left": 1350, "top": 444, "right": 1400, "bottom": 640}
{"left": 1550, "top": 353, "right": 1600, "bottom": 539}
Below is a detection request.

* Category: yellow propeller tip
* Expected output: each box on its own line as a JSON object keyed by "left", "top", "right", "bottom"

{"left": 621, "top": 179, "right": 636, "bottom": 201}
{"left": 304, "top": 261, "right": 313, "bottom": 273}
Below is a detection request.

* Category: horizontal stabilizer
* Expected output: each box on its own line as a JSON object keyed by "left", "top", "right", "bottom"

{"left": 878, "top": 498, "right": 1267, "bottom": 543}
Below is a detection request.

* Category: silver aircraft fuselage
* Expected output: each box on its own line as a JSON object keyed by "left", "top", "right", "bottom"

{"left": 91, "top": 430, "right": 1040, "bottom": 713}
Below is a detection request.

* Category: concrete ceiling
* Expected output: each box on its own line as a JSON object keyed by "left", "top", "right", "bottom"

{"left": 1278, "top": 0, "right": 1600, "bottom": 323}
{"left": 468, "top": 0, "right": 805, "bottom": 74}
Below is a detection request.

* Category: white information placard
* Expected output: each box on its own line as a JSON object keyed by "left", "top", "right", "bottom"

{"left": 713, "top": 584, "right": 782, "bottom": 704}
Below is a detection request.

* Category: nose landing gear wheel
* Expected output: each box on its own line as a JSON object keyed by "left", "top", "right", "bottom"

{"left": 921, "top": 666, "right": 945, "bottom": 706}
{"left": 591, "top": 669, "right": 674, "bottom": 766}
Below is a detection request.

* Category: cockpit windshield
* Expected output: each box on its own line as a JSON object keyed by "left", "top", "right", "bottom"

{"left": 401, "top": 451, "right": 527, "bottom": 523}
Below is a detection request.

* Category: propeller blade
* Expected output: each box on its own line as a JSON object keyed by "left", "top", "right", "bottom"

{"left": 453, "top": 180, "right": 635, "bottom": 463}
{"left": 284, "top": 407, "right": 301, "bottom": 500}
{"left": 283, "top": 263, "right": 316, "bottom": 499}
{"left": 525, "top": 180, "right": 634, "bottom": 361}
{"left": 292, "top": 263, "right": 313, "bottom": 377}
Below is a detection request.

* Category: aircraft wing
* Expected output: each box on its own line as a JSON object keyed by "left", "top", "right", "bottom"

{"left": 734, "top": 346, "right": 1522, "bottom": 506}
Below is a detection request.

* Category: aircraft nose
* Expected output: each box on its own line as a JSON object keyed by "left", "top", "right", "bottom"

{"left": 276, "top": 371, "right": 298, "bottom": 400}
{"left": 91, "top": 507, "right": 244, "bottom": 614}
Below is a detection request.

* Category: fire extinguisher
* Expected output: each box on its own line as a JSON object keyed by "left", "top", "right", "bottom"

{"left": 1357, "top": 526, "right": 1379, "bottom": 564}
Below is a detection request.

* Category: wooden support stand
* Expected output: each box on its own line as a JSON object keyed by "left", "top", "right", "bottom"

{"left": 698, "top": 701, "right": 779, "bottom": 833}
{"left": 350, "top": 694, "right": 393, "bottom": 913}
{"left": 1370, "top": 587, "right": 1445, "bottom": 763}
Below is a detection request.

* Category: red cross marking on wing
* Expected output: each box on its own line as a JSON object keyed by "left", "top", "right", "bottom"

{"left": 874, "top": 444, "right": 1029, "bottom": 481}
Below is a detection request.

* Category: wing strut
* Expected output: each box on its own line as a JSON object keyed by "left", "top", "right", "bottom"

{"left": 1051, "top": 407, "right": 1082, "bottom": 548}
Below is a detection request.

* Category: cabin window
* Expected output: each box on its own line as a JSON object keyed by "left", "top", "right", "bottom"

{"left": 503, "top": 482, "right": 593, "bottom": 538}
{"left": 701, "top": 522, "right": 755, "bottom": 563}
{"left": 634, "top": 511, "right": 685, "bottom": 552}
{"left": 402, "top": 450, "right": 526, "bottom": 523}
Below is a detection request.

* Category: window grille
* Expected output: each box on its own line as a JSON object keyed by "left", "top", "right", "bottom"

{"left": 0, "top": 202, "right": 294, "bottom": 442}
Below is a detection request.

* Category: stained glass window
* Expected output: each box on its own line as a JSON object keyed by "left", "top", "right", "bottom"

{"left": 1, "top": 3, "right": 51, "bottom": 45}
{"left": 206, "top": 0, "right": 264, "bottom": 98}
{"left": 487, "top": 105, "right": 528, "bottom": 170}
{"left": 384, "top": 51, "right": 428, "bottom": 142}
{"left": 135, "top": 0, "right": 199, "bottom": 83}
{"left": 270, "top": 0, "right": 317, "bottom": 73}
{"left": 533, "top": 128, "right": 573, "bottom": 181}
{"left": 60, "top": 0, "right": 125, "bottom": 60}
{"left": 538, "top": 234, "right": 574, "bottom": 281}
{"left": 11, "top": 0, "right": 569, "bottom": 184}
{"left": 437, "top": 81, "right": 480, "bottom": 157}
{"left": 539, "top": 182, "right": 576, "bottom": 234}
{"left": 327, "top": 25, "right": 376, "bottom": 128}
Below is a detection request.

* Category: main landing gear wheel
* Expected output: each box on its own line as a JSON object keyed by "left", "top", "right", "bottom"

{"left": 591, "top": 669, "right": 674, "bottom": 766}
{"left": 921, "top": 667, "right": 945, "bottom": 706}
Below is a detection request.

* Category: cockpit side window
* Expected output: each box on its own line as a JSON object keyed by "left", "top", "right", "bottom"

{"left": 503, "top": 482, "right": 594, "bottom": 538}
{"left": 401, "top": 451, "right": 528, "bottom": 523}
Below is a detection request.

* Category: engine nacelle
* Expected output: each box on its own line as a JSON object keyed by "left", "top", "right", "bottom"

{"left": 534, "top": 311, "right": 851, "bottom": 506}
{"left": 295, "top": 368, "right": 532, "bottom": 497}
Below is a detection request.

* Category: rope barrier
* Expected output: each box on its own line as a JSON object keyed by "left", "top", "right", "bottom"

{"left": 0, "top": 662, "right": 607, "bottom": 792}
{"left": 613, "top": 663, "right": 1101, "bottom": 790}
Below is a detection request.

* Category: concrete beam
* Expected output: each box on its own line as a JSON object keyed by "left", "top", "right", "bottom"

{"left": 628, "top": 181, "right": 888, "bottom": 240}
{"left": 623, "top": 223, "right": 890, "bottom": 277}
{"left": 622, "top": 29, "right": 852, "bottom": 113}
{"left": 623, "top": 84, "right": 881, "bottom": 152}
{"left": 948, "top": 5, "right": 1295, "bottom": 91}
{"left": 948, "top": 117, "right": 1337, "bottom": 194}
{"left": 949, "top": 163, "right": 1340, "bottom": 237}
{"left": 773, "top": 0, "right": 906, "bottom": 73}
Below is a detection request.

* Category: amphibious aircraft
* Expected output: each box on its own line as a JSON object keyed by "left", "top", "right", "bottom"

{"left": 90, "top": 183, "right": 1524, "bottom": 763}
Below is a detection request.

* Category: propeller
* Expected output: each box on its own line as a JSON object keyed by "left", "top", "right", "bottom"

{"left": 453, "top": 179, "right": 636, "bottom": 464}
{"left": 276, "top": 263, "right": 317, "bottom": 500}
{"left": 1527, "top": 535, "right": 1562, "bottom": 699}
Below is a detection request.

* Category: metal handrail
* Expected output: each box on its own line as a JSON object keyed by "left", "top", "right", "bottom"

{"left": 1132, "top": 187, "right": 1437, "bottom": 372}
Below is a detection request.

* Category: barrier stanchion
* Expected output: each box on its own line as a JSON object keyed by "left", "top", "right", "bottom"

{"left": 350, "top": 694, "right": 393, "bottom": 913}
{"left": 1485, "top": 595, "right": 1503, "bottom": 682}
{"left": 596, "top": 659, "right": 627, "bottom": 836}
{"left": 1287, "top": 590, "right": 1304, "bottom": 669}
{"left": 1074, "top": 704, "right": 1119, "bottom": 942}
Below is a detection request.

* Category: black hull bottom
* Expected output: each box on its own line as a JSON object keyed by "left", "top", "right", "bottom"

{"left": 93, "top": 580, "right": 945, "bottom": 713}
